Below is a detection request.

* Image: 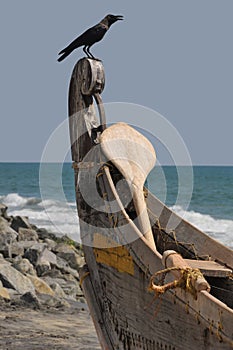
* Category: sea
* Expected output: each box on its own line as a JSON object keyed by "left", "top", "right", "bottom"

{"left": 0, "top": 163, "right": 232, "bottom": 249}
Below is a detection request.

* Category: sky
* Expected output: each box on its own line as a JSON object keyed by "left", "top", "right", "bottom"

{"left": 0, "top": 0, "right": 233, "bottom": 165}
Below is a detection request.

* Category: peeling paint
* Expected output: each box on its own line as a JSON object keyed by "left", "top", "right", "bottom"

{"left": 93, "top": 234, "right": 134, "bottom": 275}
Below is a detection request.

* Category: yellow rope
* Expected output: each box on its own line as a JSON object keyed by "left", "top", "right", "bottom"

{"left": 148, "top": 267, "right": 205, "bottom": 299}
{"left": 79, "top": 271, "right": 90, "bottom": 287}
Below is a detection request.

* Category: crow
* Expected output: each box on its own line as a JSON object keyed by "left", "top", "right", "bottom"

{"left": 57, "top": 14, "right": 123, "bottom": 62}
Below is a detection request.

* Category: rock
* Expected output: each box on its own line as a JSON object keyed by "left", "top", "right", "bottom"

{"left": 41, "top": 268, "right": 64, "bottom": 279}
{"left": 55, "top": 234, "right": 82, "bottom": 251}
{"left": 61, "top": 279, "right": 83, "bottom": 300}
{"left": 48, "top": 282, "right": 67, "bottom": 299}
{"left": 16, "top": 240, "right": 38, "bottom": 251}
{"left": 12, "top": 257, "right": 36, "bottom": 276}
{"left": 20, "top": 291, "right": 40, "bottom": 308}
{"left": 54, "top": 255, "right": 79, "bottom": 279}
{"left": 27, "top": 275, "right": 54, "bottom": 296}
{"left": 78, "top": 297, "right": 86, "bottom": 304}
{"left": 24, "top": 243, "right": 48, "bottom": 266}
{"left": 0, "top": 203, "right": 7, "bottom": 215}
{"left": 0, "top": 280, "right": 10, "bottom": 300}
{"left": 42, "top": 275, "right": 82, "bottom": 300}
{"left": 0, "top": 256, "right": 10, "bottom": 265}
{"left": 36, "top": 248, "right": 57, "bottom": 276}
{"left": 0, "top": 263, "right": 35, "bottom": 294}
{"left": 0, "top": 217, "right": 18, "bottom": 239}
{"left": 44, "top": 238, "right": 57, "bottom": 250}
{"left": 54, "top": 243, "right": 84, "bottom": 270}
{"left": 10, "top": 216, "right": 32, "bottom": 232}
{"left": 0, "top": 217, "right": 18, "bottom": 257}
{"left": 57, "top": 277, "right": 82, "bottom": 300}
{"left": 37, "top": 293, "right": 70, "bottom": 308}
{"left": 0, "top": 287, "right": 11, "bottom": 300}
{"left": 0, "top": 240, "right": 26, "bottom": 259}
{"left": 7, "top": 288, "right": 21, "bottom": 301}
{"left": 0, "top": 286, "right": 11, "bottom": 300}
{"left": 8, "top": 241, "right": 25, "bottom": 257}
{"left": 0, "top": 202, "right": 86, "bottom": 307}
{"left": 25, "top": 244, "right": 59, "bottom": 277}
{"left": 37, "top": 229, "right": 56, "bottom": 241}
{"left": 18, "top": 228, "right": 38, "bottom": 242}
{"left": 36, "top": 262, "right": 50, "bottom": 276}
{"left": 38, "top": 248, "right": 57, "bottom": 265}
{"left": 0, "top": 204, "right": 10, "bottom": 221}
{"left": 4, "top": 241, "right": 37, "bottom": 259}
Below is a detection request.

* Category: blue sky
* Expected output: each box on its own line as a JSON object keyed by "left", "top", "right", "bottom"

{"left": 1, "top": 1, "right": 233, "bottom": 164}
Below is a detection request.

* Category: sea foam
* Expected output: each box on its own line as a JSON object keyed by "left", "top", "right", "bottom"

{"left": 1, "top": 193, "right": 80, "bottom": 242}
{"left": 1, "top": 193, "right": 40, "bottom": 207}
{"left": 0, "top": 193, "right": 232, "bottom": 248}
{"left": 171, "top": 205, "right": 233, "bottom": 248}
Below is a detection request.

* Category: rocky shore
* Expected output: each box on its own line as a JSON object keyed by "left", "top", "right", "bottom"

{"left": 0, "top": 203, "right": 100, "bottom": 349}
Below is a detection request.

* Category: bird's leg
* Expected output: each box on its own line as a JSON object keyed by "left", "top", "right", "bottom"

{"left": 83, "top": 45, "right": 101, "bottom": 61}
{"left": 87, "top": 46, "right": 102, "bottom": 62}
{"left": 83, "top": 46, "right": 91, "bottom": 58}
{"left": 87, "top": 46, "right": 96, "bottom": 60}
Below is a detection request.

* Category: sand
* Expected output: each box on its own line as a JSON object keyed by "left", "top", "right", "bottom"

{"left": 0, "top": 302, "right": 101, "bottom": 350}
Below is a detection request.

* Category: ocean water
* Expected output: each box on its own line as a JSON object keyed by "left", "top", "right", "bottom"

{"left": 0, "top": 163, "right": 232, "bottom": 248}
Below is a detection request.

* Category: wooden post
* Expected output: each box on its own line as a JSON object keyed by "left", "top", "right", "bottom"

{"left": 68, "top": 58, "right": 105, "bottom": 163}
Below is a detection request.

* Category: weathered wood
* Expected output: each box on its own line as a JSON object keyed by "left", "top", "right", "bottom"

{"left": 69, "top": 58, "right": 233, "bottom": 349}
{"left": 68, "top": 58, "right": 105, "bottom": 163}
{"left": 80, "top": 59, "right": 105, "bottom": 96}
{"left": 162, "top": 250, "right": 211, "bottom": 293}
{"left": 100, "top": 122, "right": 156, "bottom": 250}
{"left": 79, "top": 265, "right": 113, "bottom": 349}
{"left": 147, "top": 193, "right": 233, "bottom": 269}
{"left": 186, "top": 259, "right": 232, "bottom": 277}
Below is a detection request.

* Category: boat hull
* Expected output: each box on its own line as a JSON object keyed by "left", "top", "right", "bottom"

{"left": 69, "top": 58, "right": 233, "bottom": 349}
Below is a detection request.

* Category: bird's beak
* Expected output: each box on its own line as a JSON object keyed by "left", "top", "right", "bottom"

{"left": 115, "top": 15, "right": 124, "bottom": 21}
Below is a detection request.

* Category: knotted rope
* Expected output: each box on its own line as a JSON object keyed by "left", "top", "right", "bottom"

{"left": 148, "top": 267, "right": 207, "bottom": 299}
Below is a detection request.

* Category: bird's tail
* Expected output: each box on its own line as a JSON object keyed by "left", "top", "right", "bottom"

{"left": 57, "top": 47, "right": 73, "bottom": 62}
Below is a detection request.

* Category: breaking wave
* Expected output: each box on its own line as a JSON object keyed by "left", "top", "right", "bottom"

{"left": 0, "top": 193, "right": 232, "bottom": 248}
{"left": 0, "top": 193, "right": 79, "bottom": 242}
{"left": 171, "top": 205, "right": 233, "bottom": 248}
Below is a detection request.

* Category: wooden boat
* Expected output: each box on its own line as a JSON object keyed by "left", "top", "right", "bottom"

{"left": 68, "top": 58, "right": 233, "bottom": 349}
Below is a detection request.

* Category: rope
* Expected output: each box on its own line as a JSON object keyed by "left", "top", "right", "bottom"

{"left": 148, "top": 267, "right": 205, "bottom": 299}
{"left": 79, "top": 271, "right": 90, "bottom": 287}
{"left": 72, "top": 161, "right": 105, "bottom": 169}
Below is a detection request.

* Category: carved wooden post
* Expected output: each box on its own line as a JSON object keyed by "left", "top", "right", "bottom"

{"left": 68, "top": 58, "right": 115, "bottom": 349}
{"left": 68, "top": 58, "right": 105, "bottom": 164}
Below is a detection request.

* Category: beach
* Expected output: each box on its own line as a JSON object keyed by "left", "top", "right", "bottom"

{"left": 0, "top": 203, "right": 100, "bottom": 349}
{"left": 0, "top": 164, "right": 232, "bottom": 349}
{"left": 0, "top": 302, "right": 101, "bottom": 350}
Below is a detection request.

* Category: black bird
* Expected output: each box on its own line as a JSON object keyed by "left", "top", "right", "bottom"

{"left": 57, "top": 14, "right": 123, "bottom": 62}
